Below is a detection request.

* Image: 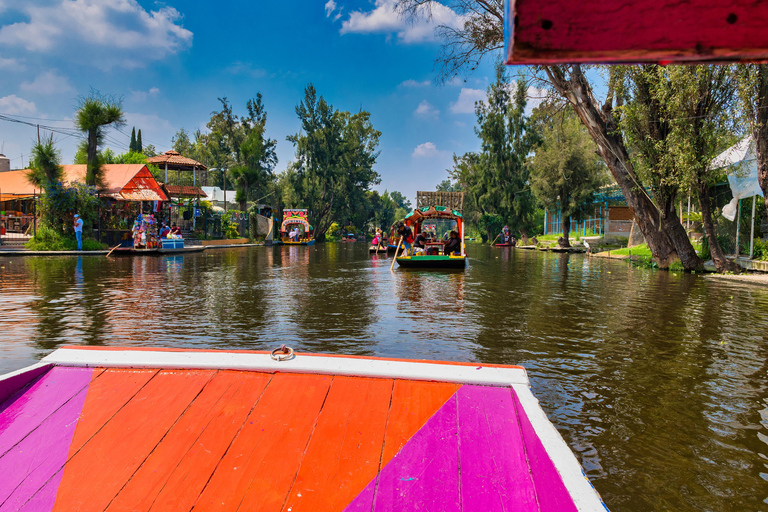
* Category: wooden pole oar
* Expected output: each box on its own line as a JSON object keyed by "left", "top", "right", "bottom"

{"left": 490, "top": 233, "right": 500, "bottom": 246}
{"left": 105, "top": 244, "right": 121, "bottom": 257}
{"left": 390, "top": 236, "right": 403, "bottom": 271}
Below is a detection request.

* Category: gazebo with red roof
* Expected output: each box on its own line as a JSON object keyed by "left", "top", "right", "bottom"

{"left": 147, "top": 150, "right": 208, "bottom": 199}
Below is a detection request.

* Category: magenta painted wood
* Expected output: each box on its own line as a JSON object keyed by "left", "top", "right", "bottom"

{"left": 0, "top": 367, "right": 93, "bottom": 457}
{"left": 15, "top": 472, "right": 61, "bottom": 512}
{"left": 345, "top": 393, "right": 461, "bottom": 512}
{"left": 0, "top": 368, "right": 91, "bottom": 511}
{"left": 512, "top": 389, "right": 578, "bottom": 512}
{"left": 0, "top": 365, "right": 51, "bottom": 407}
{"left": 457, "top": 385, "right": 539, "bottom": 511}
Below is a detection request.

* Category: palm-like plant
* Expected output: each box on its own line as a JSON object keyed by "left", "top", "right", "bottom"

{"left": 27, "top": 135, "right": 63, "bottom": 190}
{"left": 74, "top": 91, "right": 125, "bottom": 187}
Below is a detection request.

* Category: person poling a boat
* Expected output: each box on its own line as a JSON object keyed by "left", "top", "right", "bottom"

{"left": 396, "top": 222, "right": 414, "bottom": 255}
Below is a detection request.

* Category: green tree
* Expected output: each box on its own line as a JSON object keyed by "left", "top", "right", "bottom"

{"left": 229, "top": 94, "right": 278, "bottom": 211}
{"left": 471, "top": 63, "right": 539, "bottom": 238}
{"left": 389, "top": 191, "right": 412, "bottom": 211}
{"left": 74, "top": 91, "right": 125, "bottom": 187}
{"left": 129, "top": 127, "right": 137, "bottom": 152}
{"left": 436, "top": 179, "right": 461, "bottom": 192}
{"left": 27, "top": 135, "right": 63, "bottom": 191}
{"left": 287, "top": 84, "right": 381, "bottom": 241}
{"left": 136, "top": 129, "right": 143, "bottom": 153}
{"left": 530, "top": 103, "right": 607, "bottom": 247}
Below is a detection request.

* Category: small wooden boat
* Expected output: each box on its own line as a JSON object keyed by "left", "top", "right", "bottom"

{"left": 113, "top": 238, "right": 205, "bottom": 255}
{"left": 0, "top": 346, "right": 606, "bottom": 511}
{"left": 395, "top": 205, "right": 468, "bottom": 269}
{"left": 280, "top": 209, "right": 315, "bottom": 245}
{"left": 369, "top": 245, "right": 387, "bottom": 253}
{"left": 495, "top": 242, "right": 517, "bottom": 247}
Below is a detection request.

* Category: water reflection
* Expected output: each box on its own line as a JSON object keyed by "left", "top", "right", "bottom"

{"left": 1, "top": 245, "right": 768, "bottom": 511}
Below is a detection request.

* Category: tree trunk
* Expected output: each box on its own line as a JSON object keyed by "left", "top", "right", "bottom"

{"left": 754, "top": 65, "right": 768, "bottom": 217}
{"left": 545, "top": 65, "right": 684, "bottom": 269}
{"left": 658, "top": 193, "right": 703, "bottom": 270}
{"left": 560, "top": 216, "right": 571, "bottom": 248}
{"left": 698, "top": 178, "right": 739, "bottom": 273}
{"left": 86, "top": 129, "right": 99, "bottom": 187}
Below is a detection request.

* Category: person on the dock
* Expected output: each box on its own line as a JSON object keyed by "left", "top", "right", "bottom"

{"left": 413, "top": 230, "right": 427, "bottom": 254}
{"left": 444, "top": 230, "right": 461, "bottom": 255}
{"left": 73, "top": 213, "right": 83, "bottom": 251}
{"left": 170, "top": 223, "right": 181, "bottom": 238}
{"left": 159, "top": 223, "right": 170, "bottom": 239}
{"left": 397, "top": 222, "right": 413, "bottom": 255}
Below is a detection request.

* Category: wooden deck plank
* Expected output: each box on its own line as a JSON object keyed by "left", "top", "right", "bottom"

{"left": 106, "top": 370, "right": 272, "bottom": 512}
{"left": 512, "top": 388, "right": 578, "bottom": 512}
{"left": 457, "top": 385, "right": 538, "bottom": 512}
{"left": 0, "top": 370, "right": 92, "bottom": 512}
{"left": 51, "top": 370, "right": 216, "bottom": 512}
{"left": 346, "top": 393, "right": 461, "bottom": 512}
{"left": 192, "top": 373, "right": 332, "bottom": 512}
{"left": 69, "top": 369, "right": 159, "bottom": 453}
{"left": 381, "top": 380, "right": 457, "bottom": 466}
{"left": 0, "top": 367, "right": 95, "bottom": 458}
{"left": 282, "top": 376, "right": 393, "bottom": 512}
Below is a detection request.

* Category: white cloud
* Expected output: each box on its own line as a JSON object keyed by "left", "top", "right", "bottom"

{"left": 526, "top": 85, "right": 549, "bottom": 111}
{"left": 414, "top": 100, "right": 439, "bottom": 118}
{"left": 325, "top": 0, "right": 336, "bottom": 16}
{"left": 20, "top": 70, "right": 74, "bottom": 95}
{"left": 0, "top": 95, "right": 36, "bottom": 115}
{"left": 0, "top": 54, "right": 20, "bottom": 69}
{"left": 226, "top": 61, "right": 268, "bottom": 78}
{"left": 399, "top": 79, "right": 430, "bottom": 88}
{"left": 130, "top": 87, "right": 160, "bottom": 102}
{"left": 0, "top": 0, "right": 193, "bottom": 68}
{"left": 340, "top": 0, "right": 464, "bottom": 44}
{"left": 412, "top": 141, "right": 449, "bottom": 158}
{"left": 450, "top": 88, "right": 485, "bottom": 114}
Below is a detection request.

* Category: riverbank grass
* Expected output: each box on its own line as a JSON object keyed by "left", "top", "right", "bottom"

{"left": 25, "top": 225, "right": 107, "bottom": 251}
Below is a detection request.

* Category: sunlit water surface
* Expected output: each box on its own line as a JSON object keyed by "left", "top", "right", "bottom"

{"left": 1, "top": 244, "right": 767, "bottom": 511}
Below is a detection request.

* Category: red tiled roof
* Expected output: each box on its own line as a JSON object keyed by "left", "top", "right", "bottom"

{"left": 164, "top": 185, "right": 207, "bottom": 198}
{"left": 147, "top": 151, "right": 208, "bottom": 170}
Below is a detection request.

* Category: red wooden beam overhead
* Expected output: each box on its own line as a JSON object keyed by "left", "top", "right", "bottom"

{"left": 505, "top": 0, "right": 768, "bottom": 64}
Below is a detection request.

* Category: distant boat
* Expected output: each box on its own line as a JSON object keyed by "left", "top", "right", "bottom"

{"left": 0, "top": 345, "right": 607, "bottom": 511}
{"left": 280, "top": 209, "right": 315, "bottom": 245}
{"left": 395, "top": 206, "right": 468, "bottom": 269}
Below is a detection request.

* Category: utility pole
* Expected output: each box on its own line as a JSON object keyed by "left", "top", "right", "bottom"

{"left": 37, "top": 125, "right": 40, "bottom": 144}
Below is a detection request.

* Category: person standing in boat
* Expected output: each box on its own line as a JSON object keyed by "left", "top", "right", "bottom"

{"left": 397, "top": 222, "right": 413, "bottom": 255}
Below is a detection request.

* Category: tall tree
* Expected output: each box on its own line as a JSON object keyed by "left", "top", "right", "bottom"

{"left": 389, "top": 191, "right": 412, "bottom": 211}
{"left": 129, "top": 127, "right": 137, "bottom": 152}
{"left": 530, "top": 103, "right": 607, "bottom": 247}
{"left": 74, "top": 91, "right": 125, "bottom": 187}
{"left": 27, "top": 135, "right": 63, "bottom": 189}
{"left": 287, "top": 84, "right": 381, "bottom": 241}
{"left": 471, "top": 63, "right": 539, "bottom": 238}
{"left": 136, "top": 129, "right": 143, "bottom": 153}
{"left": 229, "top": 94, "right": 278, "bottom": 211}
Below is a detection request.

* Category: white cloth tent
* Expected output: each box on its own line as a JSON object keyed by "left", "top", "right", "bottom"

{"left": 710, "top": 136, "right": 765, "bottom": 256}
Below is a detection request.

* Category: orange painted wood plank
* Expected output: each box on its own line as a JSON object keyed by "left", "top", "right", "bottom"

{"left": 106, "top": 370, "right": 272, "bottom": 512}
{"left": 51, "top": 370, "right": 216, "bottom": 512}
{"left": 192, "top": 373, "right": 332, "bottom": 512}
{"left": 282, "top": 376, "right": 394, "bottom": 512}
{"left": 69, "top": 368, "right": 159, "bottom": 453}
{"left": 381, "top": 380, "right": 458, "bottom": 467}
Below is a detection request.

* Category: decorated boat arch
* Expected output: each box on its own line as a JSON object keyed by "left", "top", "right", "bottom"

{"left": 280, "top": 209, "right": 315, "bottom": 245}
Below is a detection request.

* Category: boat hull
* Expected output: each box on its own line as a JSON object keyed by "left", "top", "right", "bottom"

{"left": 282, "top": 239, "right": 315, "bottom": 246}
{"left": 396, "top": 254, "right": 467, "bottom": 269}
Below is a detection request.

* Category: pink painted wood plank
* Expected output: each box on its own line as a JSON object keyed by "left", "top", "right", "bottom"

{"left": 509, "top": 0, "right": 768, "bottom": 64}
{"left": 0, "top": 369, "right": 92, "bottom": 512}
{"left": 345, "top": 393, "right": 461, "bottom": 512}
{"left": 512, "top": 388, "right": 577, "bottom": 512}
{"left": 0, "top": 367, "right": 94, "bottom": 459}
{"left": 457, "top": 385, "right": 539, "bottom": 512}
{"left": 0, "top": 365, "right": 51, "bottom": 406}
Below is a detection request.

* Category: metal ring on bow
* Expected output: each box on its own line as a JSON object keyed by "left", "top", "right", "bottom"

{"left": 270, "top": 344, "right": 295, "bottom": 361}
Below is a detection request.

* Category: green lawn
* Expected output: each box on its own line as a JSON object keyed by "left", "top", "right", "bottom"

{"left": 604, "top": 244, "right": 653, "bottom": 258}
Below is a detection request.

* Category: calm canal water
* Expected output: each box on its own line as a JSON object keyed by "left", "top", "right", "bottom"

{"left": 1, "top": 243, "right": 767, "bottom": 511}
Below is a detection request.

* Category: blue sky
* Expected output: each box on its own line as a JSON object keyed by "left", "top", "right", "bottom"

{"left": 0, "top": 0, "right": 543, "bottom": 202}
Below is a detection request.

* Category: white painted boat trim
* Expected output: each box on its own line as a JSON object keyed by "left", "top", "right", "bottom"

{"left": 0, "top": 362, "right": 51, "bottom": 384}
{"left": 512, "top": 383, "right": 608, "bottom": 512}
{"left": 40, "top": 348, "right": 530, "bottom": 387}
